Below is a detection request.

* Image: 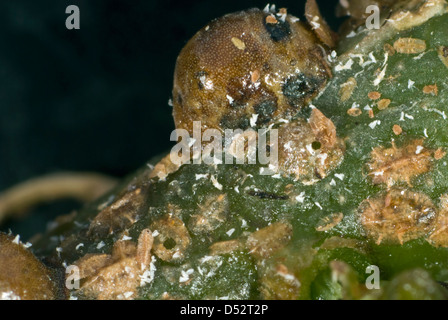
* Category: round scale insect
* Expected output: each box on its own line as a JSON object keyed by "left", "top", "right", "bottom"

{"left": 172, "top": 3, "right": 334, "bottom": 135}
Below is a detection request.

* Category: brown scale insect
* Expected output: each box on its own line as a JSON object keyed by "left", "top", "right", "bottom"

{"left": 367, "top": 139, "right": 434, "bottom": 187}
{"left": 383, "top": 43, "right": 396, "bottom": 56}
{"left": 172, "top": 4, "right": 334, "bottom": 136}
{"left": 150, "top": 215, "right": 191, "bottom": 263}
{"left": 423, "top": 84, "right": 438, "bottom": 96}
{"left": 0, "top": 233, "right": 58, "bottom": 300}
{"left": 359, "top": 189, "right": 436, "bottom": 245}
{"left": 393, "top": 37, "right": 426, "bottom": 54}
{"left": 276, "top": 108, "right": 345, "bottom": 184}
{"left": 209, "top": 239, "right": 243, "bottom": 255}
{"left": 73, "top": 228, "right": 154, "bottom": 300}
{"left": 88, "top": 184, "right": 149, "bottom": 239}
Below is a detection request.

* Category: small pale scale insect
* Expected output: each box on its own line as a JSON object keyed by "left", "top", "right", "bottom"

{"left": 393, "top": 38, "right": 426, "bottom": 54}
{"left": 316, "top": 212, "right": 344, "bottom": 232}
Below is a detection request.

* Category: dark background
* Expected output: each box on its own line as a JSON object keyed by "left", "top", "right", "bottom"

{"left": 0, "top": 0, "right": 342, "bottom": 239}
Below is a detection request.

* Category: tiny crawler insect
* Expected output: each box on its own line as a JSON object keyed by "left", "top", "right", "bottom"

{"left": 368, "top": 91, "right": 381, "bottom": 100}
{"left": 434, "top": 148, "right": 446, "bottom": 160}
{"left": 392, "top": 124, "right": 402, "bottom": 135}
{"left": 423, "top": 84, "right": 438, "bottom": 96}
{"left": 393, "top": 37, "right": 426, "bottom": 54}
{"left": 347, "top": 107, "right": 362, "bottom": 117}
{"left": 316, "top": 212, "right": 343, "bottom": 232}
{"left": 377, "top": 98, "right": 391, "bottom": 110}
{"left": 339, "top": 77, "right": 357, "bottom": 102}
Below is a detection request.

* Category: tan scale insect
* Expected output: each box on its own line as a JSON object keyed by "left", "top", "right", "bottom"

{"left": 434, "top": 148, "right": 446, "bottom": 160}
{"left": 72, "top": 228, "right": 154, "bottom": 300}
{"left": 393, "top": 37, "right": 426, "bottom": 54}
{"left": 316, "top": 212, "right": 344, "bottom": 232}
{"left": 392, "top": 124, "right": 402, "bottom": 136}
{"left": 359, "top": 189, "right": 436, "bottom": 245}
{"left": 246, "top": 222, "right": 292, "bottom": 259}
{"left": 172, "top": 5, "right": 333, "bottom": 137}
{"left": 339, "top": 77, "right": 357, "bottom": 102}
{"left": 423, "top": 84, "right": 438, "bottom": 96}
{"left": 367, "top": 139, "right": 434, "bottom": 187}
{"left": 377, "top": 98, "right": 391, "bottom": 110}
{"left": 209, "top": 239, "right": 243, "bottom": 255}
{"left": 347, "top": 108, "right": 362, "bottom": 117}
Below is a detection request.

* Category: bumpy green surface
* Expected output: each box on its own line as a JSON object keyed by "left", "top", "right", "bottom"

{"left": 33, "top": 4, "right": 448, "bottom": 300}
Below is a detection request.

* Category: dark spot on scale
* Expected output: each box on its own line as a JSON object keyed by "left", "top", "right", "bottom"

{"left": 314, "top": 169, "right": 323, "bottom": 180}
{"left": 263, "top": 17, "right": 291, "bottom": 42}
{"left": 195, "top": 71, "right": 208, "bottom": 77}
{"left": 247, "top": 190, "right": 289, "bottom": 200}
{"left": 254, "top": 100, "right": 277, "bottom": 124}
{"left": 226, "top": 77, "right": 250, "bottom": 109}
{"left": 311, "top": 141, "right": 321, "bottom": 150}
{"left": 220, "top": 114, "right": 250, "bottom": 130}
{"left": 194, "top": 71, "right": 208, "bottom": 90}
{"left": 295, "top": 105, "right": 312, "bottom": 119}
{"left": 265, "top": 144, "right": 271, "bottom": 156}
{"left": 176, "top": 93, "right": 183, "bottom": 107}
{"left": 262, "top": 63, "right": 270, "bottom": 72}
{"left": 443, "top": 46, "right": 448, "bottom": 58}
{"left": 163, "top": 238, "right": 177, "bottom": 250}
{"left": 282, "top": 73, "right": 322, "bottom": 108}
{"left": 439, "top": 282, "right": 448, "bottom": 290}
